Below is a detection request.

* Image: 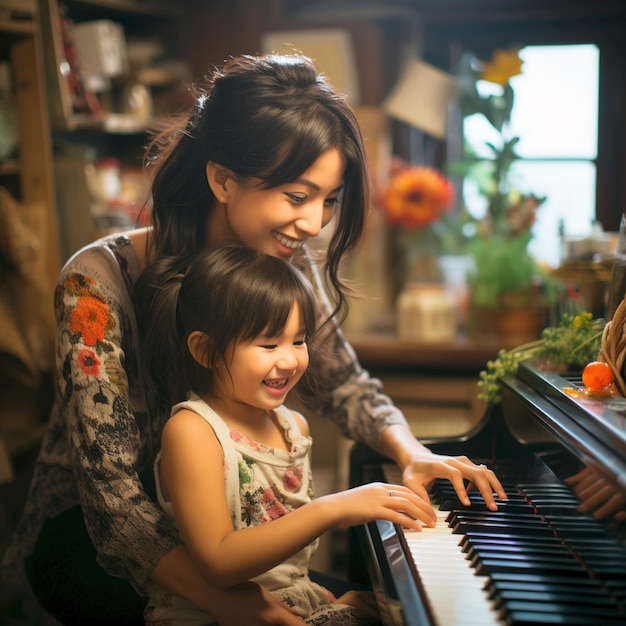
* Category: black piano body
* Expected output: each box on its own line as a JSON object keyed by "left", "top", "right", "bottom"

{"left": 349, "top": 360, "right": 626, "bottom": 626}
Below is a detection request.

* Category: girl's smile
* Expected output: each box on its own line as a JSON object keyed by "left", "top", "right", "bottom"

{"left": 208, "top": 302, "right": 309, "bottom": 422}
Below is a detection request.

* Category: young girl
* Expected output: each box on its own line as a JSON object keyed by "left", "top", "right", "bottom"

{"left": 4, "top": 53, "right": 505, "bottom": 626}
{"left": 136, "top": 245, "right": 427, "bottom": 625}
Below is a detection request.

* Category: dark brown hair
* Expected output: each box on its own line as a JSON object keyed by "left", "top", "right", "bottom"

{"left": 135, "top": 245, "right": 318, "bottom": 410}
{"left": 143, "top": 53, "right": 371, "bottom": 326}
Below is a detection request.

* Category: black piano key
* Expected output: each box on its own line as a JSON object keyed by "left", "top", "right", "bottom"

{"left": 446, "top": 511, "right": 545, "bottom": 525}
{"left": 502, "top": 600, "right": 626, "bottom": 620}
{"left": 517, "top": 484, "right": 578, "bottom": 494}
{"left": 470, "top": 550, "right": 578, "bottom": 567}
{"left": 605, "top": 580, "right": 626, "bottom": 601}
{"left": 505, "top": 609, "right": 626, "bottom": 625}
{"left": 484, "top": 571, "right": 607, "bottom": 590}
{"left": 466, "top": 541, "right": 573, "bottom": 560}
{"left": 470, "top": 552, "right": 580, "bottom": 571}
{"left": 486, "top": 580, "right": 613, "bottom": 601}
{"left": 461, "top": 531, "right": 565, "bottom": 549}
{"left": 474, "top": 557, "right": 588, "bottom": 576}
{"left": 439, "top": 499, "right": 531, "bottom": 512}
{"left": 453, "top": 520, "right": 557, "bottom": 536}
{"left": 493, "top": 589, "right": 618, "bottom": 608}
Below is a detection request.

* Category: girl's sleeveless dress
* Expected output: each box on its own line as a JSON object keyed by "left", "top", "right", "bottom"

{"left": 144, "top": 397, "right": 379, "bottom": 625}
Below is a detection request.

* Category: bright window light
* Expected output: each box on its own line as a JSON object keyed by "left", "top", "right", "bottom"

{"left": 463, "top": 44, "right": 600, "bottom": 267}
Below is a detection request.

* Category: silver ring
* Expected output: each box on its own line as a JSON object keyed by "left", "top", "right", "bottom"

{"left": 388, "top": 490, "right": 394, "bottom": 497}
{"left": 479, "top": 464, "right": 487, "bottom": 469}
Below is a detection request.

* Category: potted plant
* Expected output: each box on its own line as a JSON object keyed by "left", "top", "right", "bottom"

{"left": 455, "top": 48, "right": 556, "bottom": 343}
{"left": 478, "top": 311, "right": 605, "bottom": 403}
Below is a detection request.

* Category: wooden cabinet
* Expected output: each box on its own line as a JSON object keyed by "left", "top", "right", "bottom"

{"left": 0, "top": 1, "right": 59, "bottom": 463}
{"left": 38, "top": 0, "right": 185, "bottom": 132}
{"left": 36, "top": 0, "right": 192, "bottom": 260}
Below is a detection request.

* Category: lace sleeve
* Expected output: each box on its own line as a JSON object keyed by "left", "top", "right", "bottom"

{"left": 54, "top": 246, "right": 180, "bottom": 593}
{"left": 298, "top": 249, "right": 410, "bottom": 452}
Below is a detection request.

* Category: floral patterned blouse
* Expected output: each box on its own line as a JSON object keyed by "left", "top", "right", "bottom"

{"left": 2, "top": 233, "right": 408, "bottom": 596}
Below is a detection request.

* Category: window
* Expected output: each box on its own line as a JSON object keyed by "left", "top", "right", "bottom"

{"left": 463, "top": 44, "right": 600, "bottom": 267}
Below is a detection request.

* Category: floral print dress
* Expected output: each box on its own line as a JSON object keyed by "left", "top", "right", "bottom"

{"left": 145, "top": 398, "right": 378, "bottom": 625}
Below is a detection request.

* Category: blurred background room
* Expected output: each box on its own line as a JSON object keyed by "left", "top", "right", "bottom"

{"left": 1, "top": 0, "right": 625, "bottom": 601}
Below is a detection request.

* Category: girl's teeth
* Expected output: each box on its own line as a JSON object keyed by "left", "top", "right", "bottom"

{"left": 265, "top": 378, "right": 287, "bottom": 388}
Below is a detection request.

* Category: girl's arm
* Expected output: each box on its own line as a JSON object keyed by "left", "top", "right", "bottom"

{"left": 160, "top": 408, "right": 432, "bottom": 589}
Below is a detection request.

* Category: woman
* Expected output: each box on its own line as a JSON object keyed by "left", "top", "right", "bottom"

{"left": 2, "top": 54, "right": 505, "bottom": 626}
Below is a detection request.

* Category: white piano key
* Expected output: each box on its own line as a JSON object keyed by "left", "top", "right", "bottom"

{"left": 403, "top": 506, "right": 502, "bottom": 625}
{"left": 383, "top": 463, "right": 501, "bottom": 624}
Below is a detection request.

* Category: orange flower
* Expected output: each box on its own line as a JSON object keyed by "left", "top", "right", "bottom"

{"left": 480, "top": 48, "right": 523, "bottom": 87}
{"left": 70, "top": 296, "right": 110, "bottom": 346}
{"left": 381, "top": 166, "right": 454, "bottom": 229}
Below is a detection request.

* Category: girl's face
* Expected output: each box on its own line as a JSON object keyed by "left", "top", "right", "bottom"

{"left": 207, "top": 148, "right": 345, "bottom": 260}
{"left": 212, "top": 302, "right": 309, "bottom": 416}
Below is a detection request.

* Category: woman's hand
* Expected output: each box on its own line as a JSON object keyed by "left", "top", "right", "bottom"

{"left": 209, "top": 581, "right": 305, "bottom": 626}
{"left": 334, "top": 590, "right": 381, "bottom": 621}
{"left": 401, "top": 452, "right": 507, "bottom": 512}
{"left": 151, "top": 545, "right": 305, "bottom": 625}
{"left": 380, "top": 424, "right": 507, "bottom": 512}
{"left": 564, "top": 466, "right": 626, "bottom": 521}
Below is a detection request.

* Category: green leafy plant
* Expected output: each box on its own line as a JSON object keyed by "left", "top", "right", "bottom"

{"left": 478, "top": 312, "right": 605, "bottom": 403}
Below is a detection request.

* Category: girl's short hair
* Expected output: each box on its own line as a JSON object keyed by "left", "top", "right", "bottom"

{"left": 136, "top": 246, "right": 318, "bottom": 410}
{"left": 145, "top": 53, "right": 370, "bottom": 326}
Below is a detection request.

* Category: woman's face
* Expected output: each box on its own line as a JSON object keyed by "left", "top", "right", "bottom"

{"left": 207, "top": 148, "right": 345, "bottom": 260}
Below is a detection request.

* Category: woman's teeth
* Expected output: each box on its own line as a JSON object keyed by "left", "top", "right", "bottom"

{"left": 273, "top": 233, "right": 303, "bottom": 249}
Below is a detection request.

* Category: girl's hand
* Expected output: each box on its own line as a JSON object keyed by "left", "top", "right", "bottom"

{"left": 322, "top": 482, "right": 436, "bottom": 529}
{"left": 208, "top": 581, "right": 305, "bottom": 626}
{"left": 401, "top": 452, "right": 508, "bottom": 512}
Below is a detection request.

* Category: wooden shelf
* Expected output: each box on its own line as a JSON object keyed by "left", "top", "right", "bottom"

{"left": 61, "top": 0, "right": 179, "bottom": 17}
{"left": 0, "top": 18, "right": 36, "bottom": 35}
{"left": 346, "top": 332, "right": 502, "bottom": 373}
{"left": 0, "top": 159, "right": 19, "bottom": 175}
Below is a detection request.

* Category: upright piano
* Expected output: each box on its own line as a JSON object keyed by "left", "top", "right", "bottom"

{"left": 350, "top": 360, "right": 626, "bottom": 625}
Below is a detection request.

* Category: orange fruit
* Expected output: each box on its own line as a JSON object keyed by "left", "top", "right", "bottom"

{"left": 582, "top": 361, "right": 614, "bottom": 390}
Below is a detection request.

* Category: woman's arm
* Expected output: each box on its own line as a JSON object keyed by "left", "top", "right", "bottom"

{"left": 56, "top": 248, "right": 181, "bottom": 592}
{"left": 60, "top": 246, "right": 308, "bottom": 625}
{"left": 160, "top": 409, "right": 432, "bottom": 589}
{"left": 151, "top": 546, "right": 306, "bottom": 626}
{"left": 299, "top": 249, "right": 507, "bottom": 509}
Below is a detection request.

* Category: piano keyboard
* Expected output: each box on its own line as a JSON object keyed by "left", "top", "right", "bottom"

{"left": 381, "top": 464, "right": 626, "bottom": 625}
{"left": 403, "top": 504, "right": 500, "bottom": 625}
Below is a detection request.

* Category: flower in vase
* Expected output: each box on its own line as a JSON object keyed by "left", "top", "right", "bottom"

{"left": 381, "top": 165, "right": 454, "bottom": 230}
{"left": 381, "top": 163, "right": 455, "bottom": 287}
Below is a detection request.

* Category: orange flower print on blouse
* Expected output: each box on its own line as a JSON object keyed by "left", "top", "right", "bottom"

{"left": 77, "top": 348, "right": 101, "bottom": 376}
{"left": 70, "top": 296, "right": 110, "bottom": 346}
